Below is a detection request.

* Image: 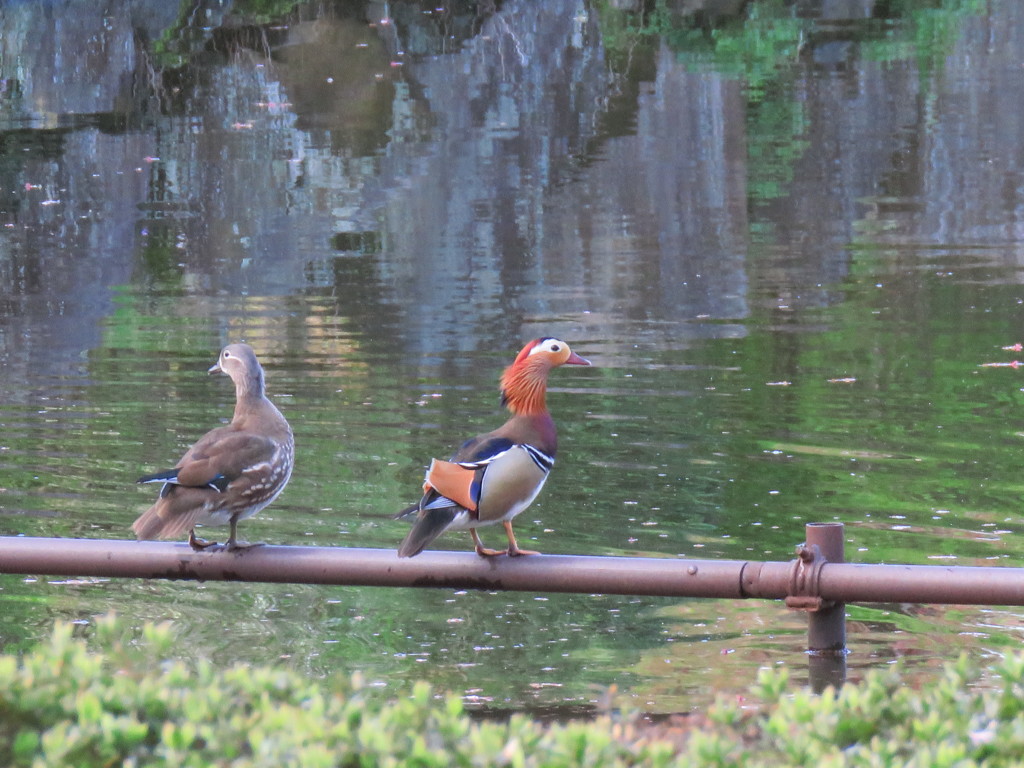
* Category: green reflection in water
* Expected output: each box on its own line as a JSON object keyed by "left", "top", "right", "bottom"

{"left": 597, "top": 0, "right": 986, "bottom": 205}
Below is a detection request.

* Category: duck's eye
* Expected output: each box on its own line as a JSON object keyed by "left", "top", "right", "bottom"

{"left": 223, "top": 350, "right": 231, "bottom": 359}
{"left": 550, "top": 343, "right": 561, "bottom": 352}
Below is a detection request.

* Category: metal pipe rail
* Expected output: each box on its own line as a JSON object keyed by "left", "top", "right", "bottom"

{"left": 0, "top": 526, "right": 1019, "bottom": 605}
{"left": 0, "top": 535, "right": 787, "bottom": 595}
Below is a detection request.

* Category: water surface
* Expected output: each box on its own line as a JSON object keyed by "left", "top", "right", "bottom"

{"left": 2, "top": 0, "right": 1023, "bottom": 714}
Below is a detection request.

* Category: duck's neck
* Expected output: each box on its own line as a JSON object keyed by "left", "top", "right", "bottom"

{"left": 500, "top": 360, "right": 550, "bottom": 416}
{"left": 233, "top": 367, "right": 267, "bottom": 418}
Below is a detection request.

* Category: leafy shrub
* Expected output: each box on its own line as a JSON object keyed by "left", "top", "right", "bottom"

{"left": 3, "top": 617, "right": 1024, "bottom": 766}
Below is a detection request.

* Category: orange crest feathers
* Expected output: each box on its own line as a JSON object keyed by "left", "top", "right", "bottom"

{"left": 510, "top": 338, "right": 544, "bottom": 367}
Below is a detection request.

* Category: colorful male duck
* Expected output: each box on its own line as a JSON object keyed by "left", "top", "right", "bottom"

{"left": 132, "top": 343, "right": 294, "bottom": 551}
{"left": 398, "top": 337, "right": 591, "bottom": 557}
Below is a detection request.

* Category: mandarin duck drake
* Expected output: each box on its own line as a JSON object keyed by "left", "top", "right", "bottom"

{"left": 132, "top": 343, "right": 294, "bottom": 551}
{"left": 397, "top": 337, "right": 591, "bottom": 558}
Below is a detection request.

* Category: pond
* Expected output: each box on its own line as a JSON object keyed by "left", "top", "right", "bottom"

{"left": 2, "top": 0, "right": 1024, "bottom": 716}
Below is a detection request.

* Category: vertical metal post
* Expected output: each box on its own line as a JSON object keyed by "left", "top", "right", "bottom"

{"left": 805, "top": 522, "right": 846, "bottom": 653}
{"left": 803, "top": 522, "right": 847, "bottom": 692}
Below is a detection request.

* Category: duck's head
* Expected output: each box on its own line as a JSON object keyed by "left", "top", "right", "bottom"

{"left": 500, "top": 338, "right": 590, "bottom": 414}
{"left": 210, "top": 343, "right": 265, "bottom": 397}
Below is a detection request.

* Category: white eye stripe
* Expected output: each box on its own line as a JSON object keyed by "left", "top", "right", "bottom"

{"left": 529, "top": 338, "right": 565, "bottom": 355}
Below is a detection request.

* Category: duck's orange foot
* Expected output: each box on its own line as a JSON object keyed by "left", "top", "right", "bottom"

{"left": 188, "top": 529, "right": 217, "bottom": 551}
{"left": 502, "top": 521, "right": 538, "bottom": 557}
{"left": 508, "top": 547, "right": 540, "bottom": 557}
{"left": 471, "top": 528, "right": 506, "bottom": 557}
{"left": 475, "top": 545, "right": 508, "bottom": 557}
{"left": 224, "top": 539, "right": 265, "bottom": 552}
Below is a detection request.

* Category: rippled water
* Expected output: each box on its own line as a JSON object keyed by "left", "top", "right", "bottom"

{"left": 3, "top": 0, "right": 1024, "bottom": 715}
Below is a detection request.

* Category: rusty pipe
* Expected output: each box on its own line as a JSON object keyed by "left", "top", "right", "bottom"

{"left": 0, "top": 537, "right": 1022, "bottom": 605}
{"left": 0, "top": 537, "right": 766, "bottom": 597}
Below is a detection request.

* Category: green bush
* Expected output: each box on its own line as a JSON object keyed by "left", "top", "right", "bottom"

{"left": 3, "top": 617, "right": 1024, "bottom": 766}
